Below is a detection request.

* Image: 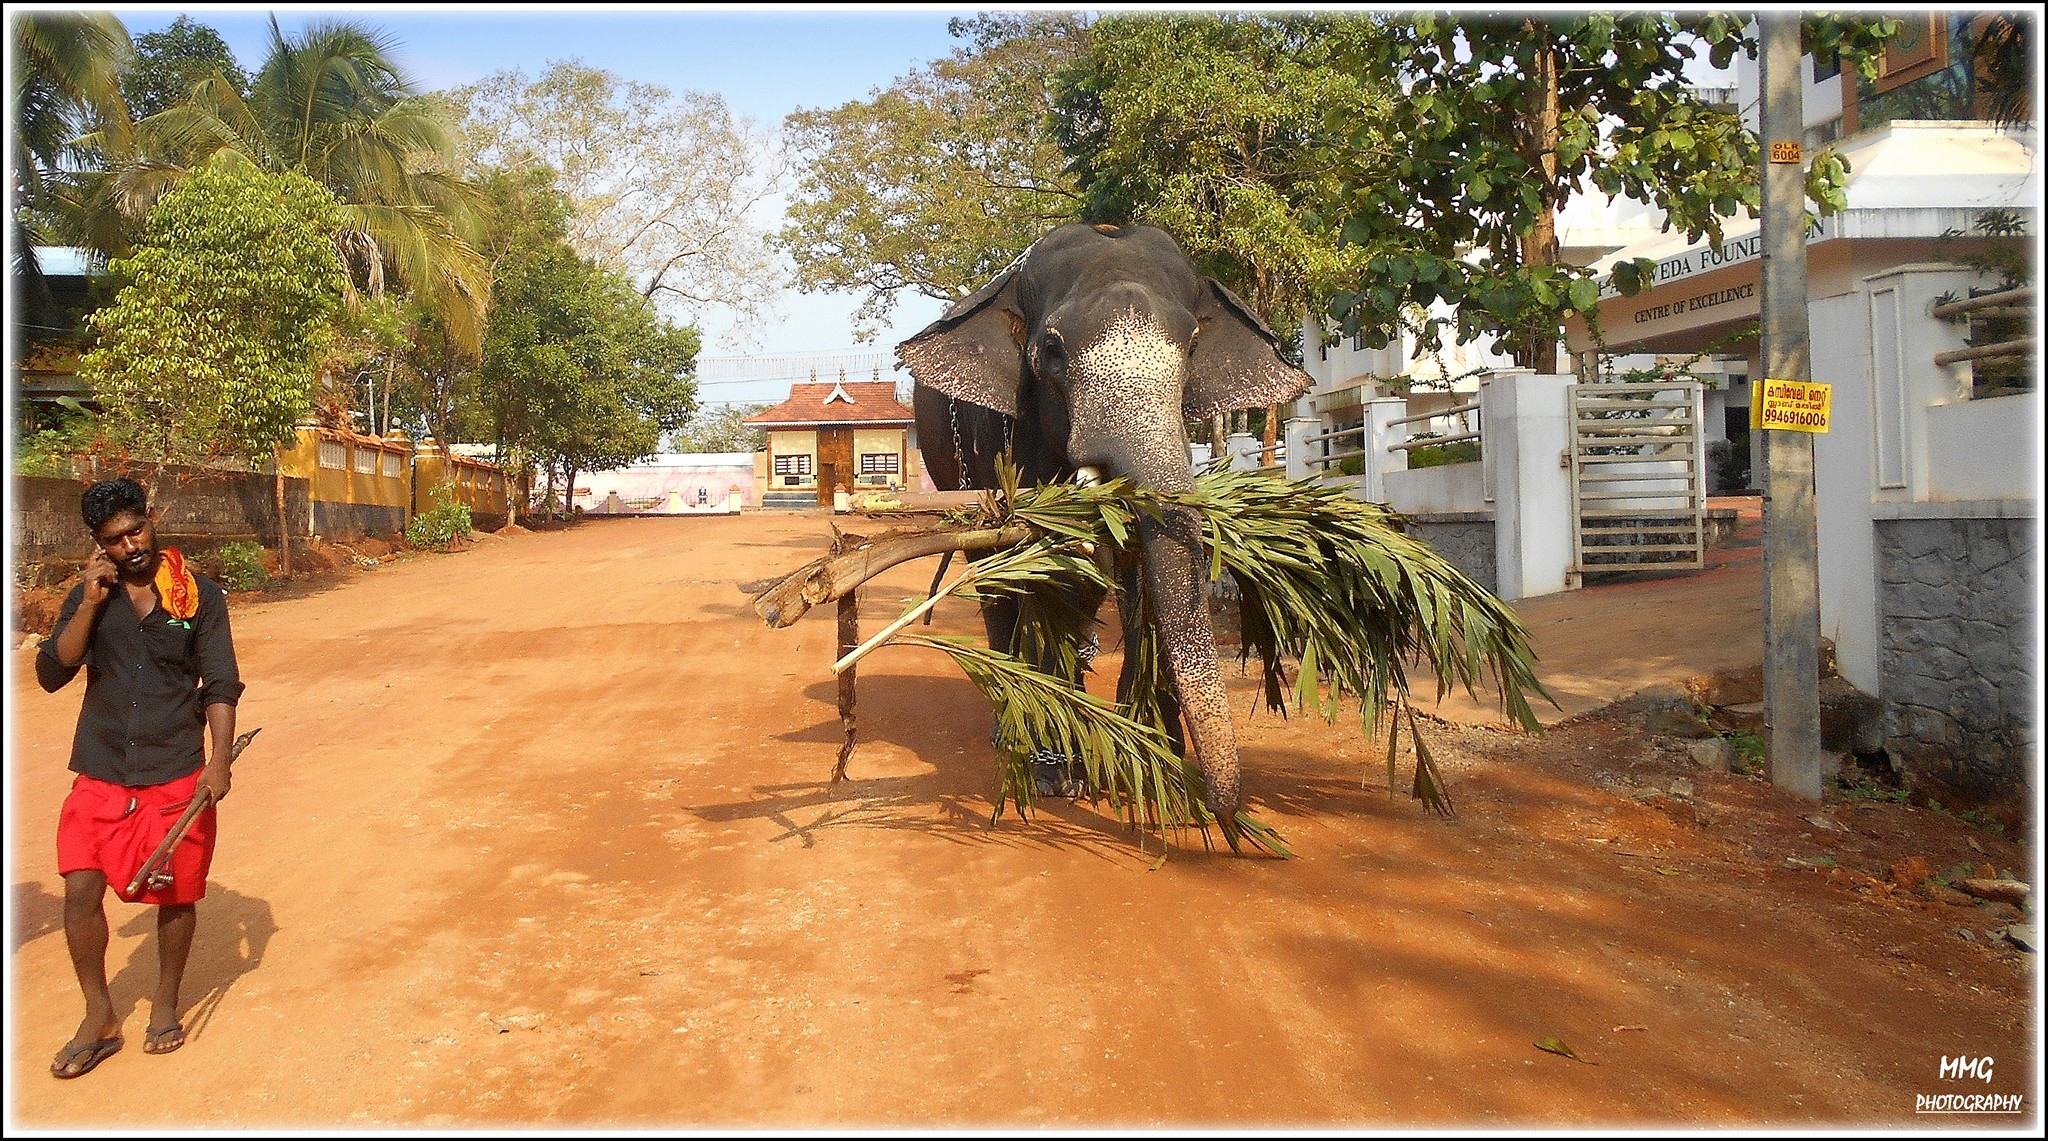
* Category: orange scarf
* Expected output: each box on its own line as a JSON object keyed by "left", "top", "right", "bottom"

{"left": 154, "top": 547, "right": 199, "bottom": 620}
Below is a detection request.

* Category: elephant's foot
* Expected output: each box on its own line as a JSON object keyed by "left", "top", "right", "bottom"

{"left": 1028, "top": 747, "right": 1087, "bottom": 799}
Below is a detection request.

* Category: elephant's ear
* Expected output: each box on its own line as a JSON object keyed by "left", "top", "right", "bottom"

{"left": 895, "top": 261, "right": 1029, "bottom": 417}
{"left": 1183, "top": 279, "right": 1314, "bottom": 418}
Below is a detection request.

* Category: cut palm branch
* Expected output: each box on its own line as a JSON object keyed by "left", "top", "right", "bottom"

{"left": 747, "top": 457, "right": 1552, "bottom": 853}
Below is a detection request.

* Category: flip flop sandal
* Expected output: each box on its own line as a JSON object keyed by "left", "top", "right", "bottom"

{"left": 144, "top": 1023, "right": 186, "bottom": 1055}
{"left": 51, "top": 1036, "right": 122, "bottom": 1079}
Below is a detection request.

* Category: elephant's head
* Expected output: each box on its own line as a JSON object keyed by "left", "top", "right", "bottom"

{"left": 896, "top": 222, "right": 1312, "bottom": 825}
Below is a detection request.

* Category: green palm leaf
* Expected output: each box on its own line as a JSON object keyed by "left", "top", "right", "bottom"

{"left": 827, "top": 459, "right": 1550, "bottom": 853}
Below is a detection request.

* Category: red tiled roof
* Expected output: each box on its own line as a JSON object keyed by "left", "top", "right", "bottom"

{"left": 743, "top": 381, "right": 915, "bottom": 426}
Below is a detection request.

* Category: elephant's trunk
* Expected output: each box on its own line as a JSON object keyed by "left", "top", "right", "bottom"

{"left": 1134, "top": 489, "right": 1243, "bottom": 827}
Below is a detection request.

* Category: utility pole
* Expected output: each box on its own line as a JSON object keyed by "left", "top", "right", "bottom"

{"left": 1758, "top": 14, "right": 1824, "bottom": 800}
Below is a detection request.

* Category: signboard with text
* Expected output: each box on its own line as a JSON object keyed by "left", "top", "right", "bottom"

{"left": 1754, "top": 378, "right": 1832, "bottom": 433}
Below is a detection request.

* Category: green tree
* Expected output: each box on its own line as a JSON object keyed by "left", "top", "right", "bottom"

{"left": 121, "top": 14, "right": 247, "bottom": 120}
{"left": 446, "top": 60, "right": 781, "bottom": 345}
{"left": 1316, "top": 13, "right": 1898, "bottom": 368}
{"left": 1050, "top": 13, "right": 1390, "bottom": 331}
{"left": 778, "top": 13, "right": 1089, "bottom": 336}
{"left": 10, "top": 10, "right": 132, "bottom": 289}
{"left": 76, "top": 162, "right": 349, "bottom": 570}
{"left": 89, "top": 16, "right": 490, "bottom": 354}
{"left": 470, "top": 168, "right": 699, "bottom": 510}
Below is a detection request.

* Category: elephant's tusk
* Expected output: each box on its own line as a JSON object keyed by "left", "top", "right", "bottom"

{"left": 1073, "top": 465, "right": 1104, "bottom": 487}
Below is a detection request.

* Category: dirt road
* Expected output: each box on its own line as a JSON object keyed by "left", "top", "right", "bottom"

{"left": 7, "top": 514, "right": 2036, "bottom": 1129}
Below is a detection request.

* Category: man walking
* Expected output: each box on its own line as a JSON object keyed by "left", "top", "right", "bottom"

{"left": 37, "top": 477, "right": 245, "bottom": 1078}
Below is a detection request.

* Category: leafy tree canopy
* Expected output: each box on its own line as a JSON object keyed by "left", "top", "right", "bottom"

{"left": 1318, "top": 12, "right": 1898, "bottom": 363}
{"left": 77, "top": 162, "right": 349, "bottom": 470}
{"left": 87, "top": 17, "right": 491, "bottom": 354}
{"left": 122, "top": 14, "right": 247, "bottom": 120}
{"left": 1049, "top": 12, "right": 1393, "bottom": 330}
{"left": 472, "top": 167, "right": 700, "bottom": 486}
{"left": 778, "top": 13, "right": 1089, "bottom": 337}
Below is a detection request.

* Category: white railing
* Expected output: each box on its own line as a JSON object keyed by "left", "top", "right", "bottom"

{"left": 1385, "top": 400, "right": 1481, "bottom": 452}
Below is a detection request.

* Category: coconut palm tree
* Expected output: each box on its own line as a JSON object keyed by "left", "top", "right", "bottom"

{"left": 10, "top": 10, "right": 132, "bottom": 297}
{"left": 84, "top": 16, "right": 490, "bottom": 354}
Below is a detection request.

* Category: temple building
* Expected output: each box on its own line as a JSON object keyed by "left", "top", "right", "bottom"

{"left": 743, "top": 378, "right": 921, "bottom": 508}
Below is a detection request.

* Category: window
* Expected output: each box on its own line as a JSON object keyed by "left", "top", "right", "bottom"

{"left": 318, "top": 440, "right": 346, "bottom": 469}
{"left": 773, "top": 453, "right": 813, "bottom": 476}
{"left": 1351, "top": 330, "right": 1367, "bottom": 351}
{"left": 353, "top": 446, "right": 375, "bottom": 474}
{"left": 859, "top": 452, "right": 900, "bottom": 474}
{"left": 381, "top": 451, "right": 401, "bottom": 479}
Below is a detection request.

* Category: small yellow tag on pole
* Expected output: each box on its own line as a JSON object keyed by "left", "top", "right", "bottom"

{"left": 1758, "top": 378, "right": 1832, "bottom": 433}
{"left": 1770, "top": 141, "right": 1803, "bottom": 164}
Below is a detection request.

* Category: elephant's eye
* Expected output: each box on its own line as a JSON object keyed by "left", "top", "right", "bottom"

{"left": 1036, "top": 332, "right": 1068, "bottom": 379}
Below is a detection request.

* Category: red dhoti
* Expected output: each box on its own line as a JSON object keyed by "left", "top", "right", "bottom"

{"left": 57, "top": 768, "right": 215, "bottom": 905}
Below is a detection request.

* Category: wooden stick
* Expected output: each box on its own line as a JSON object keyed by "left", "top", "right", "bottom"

{"left": 831, "top": 575, "right": 974, "bottom": 674}
{"left": 750, "top": 524, "right": 1030, "bottom": 628}
{"left": 848, "top": 489, "right": 989, "bottom": 515}
{"left": 126, "top": 728, "right": 260, "bottom": 897}
{"left": 833, "top": 535, "right": 860, "bottom": 784}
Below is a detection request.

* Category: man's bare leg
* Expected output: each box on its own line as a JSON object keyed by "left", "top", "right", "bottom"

{"left": 147, "top": 902, "right": 196, "bottom": 1053}
{"left": 56, "top": 870, "right": 121, "bottom": 1075}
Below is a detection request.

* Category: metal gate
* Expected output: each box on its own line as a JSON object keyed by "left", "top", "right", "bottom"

{"left": 1568, "top": 378, "right": 1706, "bottom": 575}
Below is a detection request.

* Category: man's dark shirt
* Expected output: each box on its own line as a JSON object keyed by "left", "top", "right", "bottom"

{"left": 36, "top": 570, "right": 244, "bottom": 787}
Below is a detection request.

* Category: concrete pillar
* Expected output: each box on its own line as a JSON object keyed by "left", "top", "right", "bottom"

{"left": 1362, "top": 397, "right": 1410, "bottom": 503}
{"left": 727, "top": 484, "right": 743, "bottom": 514}
{"left": 1283, "top": 417, "right": 1319, "bottom": 481}
{"left": 1188, "top": 442, "right": 1213, "bottom": 471}
{"left": 413, "top": 436, "right": 447, "bottom": 521}
{"left": 833, "top": 485, "right": 850, "bottom": 513}
{"left": 1225, "top": 431, "right": 1261, "bottom": 471}
{"left": 1480, "top": 372, "right": 1575, "bottom": 601}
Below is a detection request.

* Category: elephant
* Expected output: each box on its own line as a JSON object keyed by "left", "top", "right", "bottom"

{"left": 895, "top": 222, "right": 1313, "bottom": 825}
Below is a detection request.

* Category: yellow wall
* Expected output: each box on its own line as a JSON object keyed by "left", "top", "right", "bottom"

{"left": 283, "top": 427, "right": 411, "bottom": 510}
{"left": 413, "top": 442, "right": 513, "bottom": 518}
{"left": 767, "top": 429, "right": 820, "bottom": 491}
{"left": 279, "top": 427, "right": 517, "bottom": 528}
{"left": 851, "top": 427, "right": 908, "bottom": 488}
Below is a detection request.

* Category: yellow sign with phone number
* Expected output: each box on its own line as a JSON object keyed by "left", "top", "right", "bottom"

{"left": 1750, "top": 378, "right": 1832, "bottom": 433}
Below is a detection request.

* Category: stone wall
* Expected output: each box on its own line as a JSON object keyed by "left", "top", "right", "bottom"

{"left": 312, "top": 501, "right": 406, "bottom": 542}
{"left": 1875, "top": 512, "right": 2036, "bottom": 815}
{"left": 1406, "top": 512, "right": 1498, "bottom": 593}
{"left": 11, "top": 470, "right": 310, "bottom": 581}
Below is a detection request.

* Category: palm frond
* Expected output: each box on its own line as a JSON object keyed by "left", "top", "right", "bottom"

{"left": 808, "top": 458, "right": 1549, "bottom": 852}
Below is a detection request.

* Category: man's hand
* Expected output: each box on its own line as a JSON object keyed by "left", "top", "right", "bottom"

{"left": 197, "top": 758, "right": 232, "bottom": 804}
{"left": 81, "top": 551, "right": 118, "bottom": 608}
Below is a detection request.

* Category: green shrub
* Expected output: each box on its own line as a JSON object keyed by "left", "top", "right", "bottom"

{"left": 1726, "top": 730, "right": 1766, "bottom": 775}
{"left": 1406, "top": 440, "right": 1481, "bottom": 469}
{"left": 1335, "top": 454, "right": 1365, "bottom": 476}
{"left": 217, "top": 541, "right": 271, "bottom": 592}
{"left": 406, "top": 495, "right": 474, "bottom": 550}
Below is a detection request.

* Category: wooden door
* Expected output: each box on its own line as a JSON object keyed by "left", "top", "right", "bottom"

{"left": 817, "top": 427, "right": 854, "bottom": 505}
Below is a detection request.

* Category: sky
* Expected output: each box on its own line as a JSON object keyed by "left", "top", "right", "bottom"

{"left": 107, "top": 3, "right": 985, "bottom": 393}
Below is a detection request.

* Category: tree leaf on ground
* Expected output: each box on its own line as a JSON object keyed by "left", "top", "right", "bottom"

{"left": 1535, "top": 1036, "right": 1597, "bottom": 1064}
